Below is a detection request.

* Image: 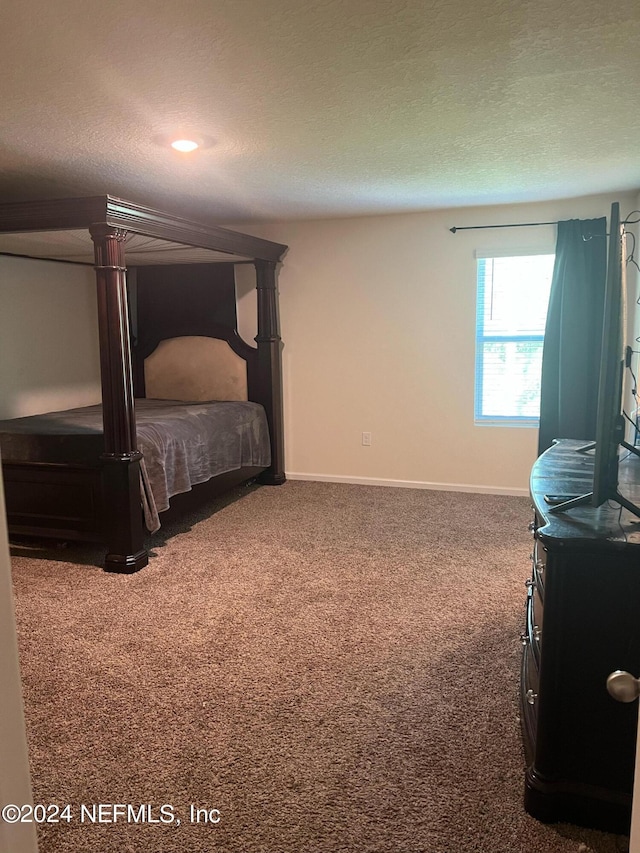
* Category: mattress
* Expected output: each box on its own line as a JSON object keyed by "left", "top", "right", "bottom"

{"left": 0, "top": 399, "right": 271, "bottom": 532}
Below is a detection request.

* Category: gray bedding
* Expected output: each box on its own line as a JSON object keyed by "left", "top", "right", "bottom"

{"left": 0, "top": 399, "right": 271, "bottom": 532}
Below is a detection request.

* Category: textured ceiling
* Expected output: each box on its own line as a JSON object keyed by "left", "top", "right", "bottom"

{"left": 1, "top": 0, "right": 639, "bottom": 222}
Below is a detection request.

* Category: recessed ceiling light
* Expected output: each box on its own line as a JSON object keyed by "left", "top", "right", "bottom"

{"left": 170, "top": 138, "right": 199, "bottom": 153}
{"left": 152, "top": 132, "right": 215, "bottom": 152}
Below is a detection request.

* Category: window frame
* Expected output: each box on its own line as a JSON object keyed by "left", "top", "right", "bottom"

{"left": 474, "top": 248, "right": 555, "bottom": 429}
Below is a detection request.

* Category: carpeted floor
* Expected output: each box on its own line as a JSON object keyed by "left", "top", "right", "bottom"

{"left": 9, "top": 481, "right": 630, "bottom": 853}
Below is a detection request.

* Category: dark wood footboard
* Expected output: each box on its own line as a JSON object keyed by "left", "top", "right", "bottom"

{"left": 3, "top": 461, "right": 267, "bottom": 570}
{"left": 3, "top": 461, "right": 105, "bottom": 542}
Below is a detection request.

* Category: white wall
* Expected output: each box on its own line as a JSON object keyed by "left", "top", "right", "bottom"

{"left": 0, "top": 256, "right": 101, "bottom": 420}
{"left": 236, "top": 191, "right": 639, "bottom": 493}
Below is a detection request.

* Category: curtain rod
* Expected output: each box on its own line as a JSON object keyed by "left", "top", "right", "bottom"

{"left": 449, "top": 220, "right": 558, "bottom": 234}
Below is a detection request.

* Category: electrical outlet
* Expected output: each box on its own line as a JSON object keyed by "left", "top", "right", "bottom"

{"left": 362, "top": 431, "right": 372, "bottom": 446}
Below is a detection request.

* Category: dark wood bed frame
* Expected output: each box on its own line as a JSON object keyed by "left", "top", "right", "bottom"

{"left": 0, "top": 196, "right": 288, "bottom": 573}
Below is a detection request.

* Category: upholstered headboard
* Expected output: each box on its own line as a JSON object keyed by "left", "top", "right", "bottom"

{"left": 144, "top": 336, "right": 249, "bottom": 401}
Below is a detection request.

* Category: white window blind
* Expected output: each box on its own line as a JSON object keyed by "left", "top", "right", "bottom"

{"left": 475, "top": 253, "right": 555, "bottom": 426}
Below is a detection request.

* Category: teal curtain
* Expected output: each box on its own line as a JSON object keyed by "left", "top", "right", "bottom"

{"left": 537, "top": 217, "right": 607, "bottom": 455}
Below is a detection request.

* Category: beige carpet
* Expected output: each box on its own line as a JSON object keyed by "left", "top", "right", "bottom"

{"left": 10, "top": 481, "right": 630, "bottom": 853}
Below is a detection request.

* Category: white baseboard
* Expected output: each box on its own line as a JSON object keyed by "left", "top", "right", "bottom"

{"left": 285, "top": 472, "right": 529, "bottom": 497}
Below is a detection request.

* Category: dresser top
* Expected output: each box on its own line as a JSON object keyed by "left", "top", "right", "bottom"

{"left": 531, "top": 439, "right": 640, "bottom": 547}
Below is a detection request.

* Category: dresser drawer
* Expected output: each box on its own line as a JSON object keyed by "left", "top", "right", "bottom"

{"left": 532, "top": 583, "right": 543, "bottom": 647}
{"left": 532, "top": 536, "right": 546, "bottom": 595}
{"left": 520, "top": 640, "right": 539, "bottom": 763}
{"left": 526, "top": 585, "right": 543, "bottom": 666}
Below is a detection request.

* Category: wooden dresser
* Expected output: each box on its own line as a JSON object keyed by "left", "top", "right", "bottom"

{"left": 522, "top": 439, "right": 640, "bottom": 834}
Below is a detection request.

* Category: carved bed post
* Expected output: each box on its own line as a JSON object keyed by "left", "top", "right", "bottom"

{"left": 90, "top": 224, "right": 148, "bottom": 572}
{"left": 255, "top": 259, "right": 286, "bottom": 485}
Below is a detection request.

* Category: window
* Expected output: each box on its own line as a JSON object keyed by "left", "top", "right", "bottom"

{"left": 475, "top": 252, "right": 555, "bottom": 426}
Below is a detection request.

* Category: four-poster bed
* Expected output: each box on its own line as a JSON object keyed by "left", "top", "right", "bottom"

{"left": 0, "top": 196, "right": 288, "bottom": 573}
